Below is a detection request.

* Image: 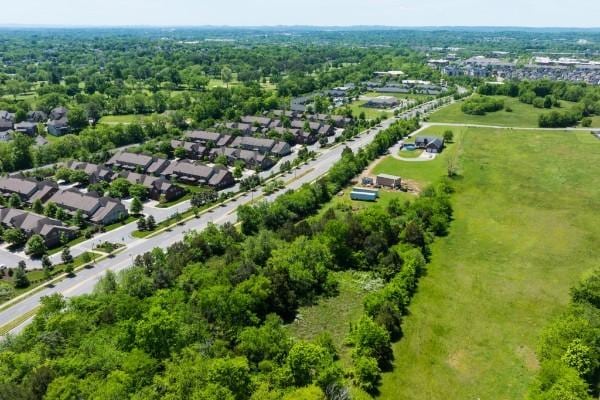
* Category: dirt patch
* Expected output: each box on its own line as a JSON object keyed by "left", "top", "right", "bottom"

{"left": 516, "top": 345, "right": 540, "bottom": 372}
{"left": 447, "top": 349, "right": 468, "bottom": 373}
{"left": 362, "top": 155, "right": 386, "bottom": 178}
{"left": 402, "top": 178, "right": 423, "bottom": 194}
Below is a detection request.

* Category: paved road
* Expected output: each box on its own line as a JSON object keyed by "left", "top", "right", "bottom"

{"left": 0, "top": 97, "right": 451, "bottom": 336}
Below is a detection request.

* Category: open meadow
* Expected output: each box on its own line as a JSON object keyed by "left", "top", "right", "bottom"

{"left": 428, "top": 95, "right": 579, "bottom": 127}
{"left": 377, "top": 127, "right": 600, "bottom": 399}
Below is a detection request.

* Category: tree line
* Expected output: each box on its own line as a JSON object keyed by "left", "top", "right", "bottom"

{"left": 527, "top": 268, "right": 600, "bottom": 399}
{"left": 477, "top": 80, "right": 600, "bottom": 128}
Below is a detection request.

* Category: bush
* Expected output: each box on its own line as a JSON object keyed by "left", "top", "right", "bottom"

{"left": 581, "top": 117, "right": 592, "bottom": 128}
{"left": 352, "top": 355, "right": 380, "bottom": 392}
{"left": 539, "top": 110, "right": 581, "bottom": 128}
{"left": 461, "top": 97, "right": 504, "bottom": 115}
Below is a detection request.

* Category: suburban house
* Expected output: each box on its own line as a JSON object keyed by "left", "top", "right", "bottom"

{"left": 237, "top": 149, "right": 275, "bottom": 170}
{"left": 64, "top": 161, "right": 114, "bottom": 183}
{"left": 271, "top": 141, "right": 292, "bottom": 156}
{"left": 209, "top": 147, "right": 239, "bottom": 164}
{"left": 14, "top": 121, "right": 38, "bottom": 135}
{"left": 208, "top": 147, "right": 274, "bottom": 170}
{"left": 364, "top": 96, "right": 400, "bottom": 109}
{"left": 106, "top": 152, "right": 170, "bottom": 175}
{"left": 0, "top": 130, "right": 12, "bottom": 142}
{"left": 376, "top": 174, "right": 402, "bottom": 189}
{"left": 271, "top": 127, "right": 317, "bottom": 145}
{"left": 415, "top": 136, "right": 445, "bottom": 153}
{"left": 308, "top": 114, "right": 351, "bottom": 128}
{"left": 270, "top": 110, "right": 298, "bottom": 119}
{"left": 47, "top": 107, "right": 70, "bottom": 136}
{"left": 119, "top": 171, "right": 185, "bottom": 202}
{"left": 0, "top": 111, "right": 14, "bottom": 132}
{"left": 162, "top": 160, "right": 234, "bottom": 188}
{"left": 0, "top": 176, "right": 58, "bottom": 203}
{"left": 27, "top": 111, "right": 47, "bottom": 123}
{"left": 230, "top": 136, "right": 291, "bottom": 156}
{"left": 171, "top": 140, "right": 207, "bottom": 160}
{"left": 0, "top": 207, "right": 78, "bottom": 248}
{"left": 185, "top": 130, "right": 225, "bottom": 146}
{"left": 240, "top": 116, "right": 274, "bottom": 129}
{"left": 224, "top": 122, "right": 258, "bottom": 134}
{"left": 47, "top": 189, "right": 127, "bottom": 225}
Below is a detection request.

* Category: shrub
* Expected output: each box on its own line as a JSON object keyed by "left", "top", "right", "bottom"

{"left": 461, "top": 96, "right": 504, "bottom": 115}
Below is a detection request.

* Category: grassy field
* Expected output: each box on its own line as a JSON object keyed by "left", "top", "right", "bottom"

{"left": 378, "top": 127, "right": 600, "bottom": 399}
{"left": 581, "top": 115, "right": 600, "bottom": 128}
{"left": 98, "top": 114, "right": 155, "bottom": 124}
{"left": 287, "top": 271, "right": 377, "bottom": 366}
{"left": 364, "top": 91, "right": 434, "bottom": 101}
{"left": 314, "top": 185, "right": 413, "bottom": 220}
{"left": 428, "top": 96, "right": 578, "bottom": 127}
{"left": 345, "top": 100, "right": 392, "bottom": 120}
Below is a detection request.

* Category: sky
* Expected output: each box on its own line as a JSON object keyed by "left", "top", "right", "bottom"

{"left": 1, "top": 0, "right": 600, "bottom": 28}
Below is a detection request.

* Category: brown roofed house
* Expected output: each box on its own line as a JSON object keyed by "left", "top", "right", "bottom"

{"left": 48, "top": 189, "right": 127, "bottom": 225}
{"left": 119, "top": 171, "right": 185, "bottom": 202}
{"left": 65, "top": 161, "right": 114, "bottom": 183}
{"left": 0, "top": 207, "right": 77, "bottom": 248}
{"left": 0, "top": 176, "right": 58, "bottom": 203}
{"left": 185, "top": 130, "right": 222, "bottom": 145}
{"left": 106, "top": 152, "right": 169, "bottom": 175}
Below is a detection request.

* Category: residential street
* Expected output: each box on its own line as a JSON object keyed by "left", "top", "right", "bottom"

{"left": 0, "top": 98, "right": 449, "bottom": 335}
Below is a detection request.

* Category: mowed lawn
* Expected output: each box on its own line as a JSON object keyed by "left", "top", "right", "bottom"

{"left": 428, "top": 96, "right": 578, "bottom": 127}
{"left": 379, "top": 127, "right": 600, "bottom": 399}
{"left": 372, "top": 125, "right": 466, "bottom": 186}
{"left": 98, "top": 114, "right": 154, "bottom": 124}
{"left": 346, "top": 100, "right": 392, "bottom": 120}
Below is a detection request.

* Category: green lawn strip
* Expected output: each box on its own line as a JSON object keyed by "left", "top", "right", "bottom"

{"left": 104, "top": 216, "right": 137, "bottom": 232}
{"left": 364, "top": 91, "right": 434, "bottom": 101}
{"left": 0, "top": 251, "right": 104, "bottom": 309}
{"left": 378, "top": 127, "right": 600, "bottom": 399}
{"left": 93, "top": 243, "right": 125, "bottom": 254}
{"left": 155, "top": 193, "right": 192, "bottom": 208}
{"left": 0, "top": 306, "right": 40, "bottom": 336}
{"left": 98, "top": 114, "right": 155, "bottom": 124}
{"left": 397, "top": 149, "right": 423, "bottom": 158}
{"left": 155, "top": 185, "right": 211, "bottom": 208}
{"left": 47, "top": 235, "right": 89, "bottom": 255}
{"left": 428, "top": 95, "right": 579, "bottom": 127}
{"left": 132, "top": 203, "right": 218, "bottom": 239}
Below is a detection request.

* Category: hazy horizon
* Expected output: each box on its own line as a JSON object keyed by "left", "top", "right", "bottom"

{"left": 1, "top": 0, "right": 599, "bottom": 29}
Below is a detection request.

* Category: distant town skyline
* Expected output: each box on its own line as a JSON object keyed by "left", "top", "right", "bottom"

{"left": 2, "top": 0, "right": 600, "bottom": 28}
